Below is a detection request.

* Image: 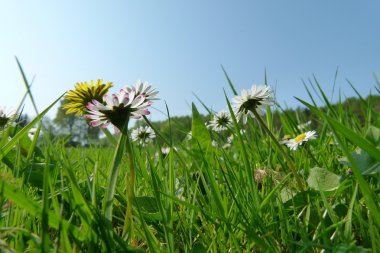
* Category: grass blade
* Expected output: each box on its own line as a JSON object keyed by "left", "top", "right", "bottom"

{"left": 0, "top": 93, "right": 64, "bottom": 161}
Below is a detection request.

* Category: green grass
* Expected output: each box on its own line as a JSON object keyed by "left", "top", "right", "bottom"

{"left": 1, "top": 71, "right": 380, "bottom": 252}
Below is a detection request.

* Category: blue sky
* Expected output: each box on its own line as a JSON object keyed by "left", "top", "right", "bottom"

{"left": 1, "top": 1, "right": 379, "bottom": 122}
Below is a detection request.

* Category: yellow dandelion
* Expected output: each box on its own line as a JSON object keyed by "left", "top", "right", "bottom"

{"left": 63, "top": 79, "right": 113, "bottom": 116}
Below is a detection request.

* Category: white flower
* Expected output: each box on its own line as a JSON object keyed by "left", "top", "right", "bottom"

{"left": 221, "top": 134, "right": 234, "bottom": 149}
{"left": 28, "top": 127, "right": 38, "bottom": 141}
{"left": 205, "top": 122, "right": 213, "bottom": 130}
{"left": 159, "top": 146, "right": 177, "bottom": 157}
{"left": 86, "top": 89, "right": 151, "bottom": 130}
{"left": 211, "top": 140, "right": 218, "bottom": 147}
{"left": 232, "top": 129, "right": 246, "bottom": 137}
{"left": 175, "top": 178, "right": 185, "bottom": 200}
{"left": 223, "top": 143, "right": 231, "bottom": 149}
{"left": 131, "top": 126, "right": 155, "bottom": 146}
{"left": 161, "top": 146, "right": 171, "bottom": 156}
{"left": 286, "top": 131, "right": 317, "bottom": 150}
{"left": 185, "top": 131, "right": 192, "bottom": 141}
{"left": 297, "top": 121, "right": 311, "bottom": 131}
{"left": 232, "top": 85, "right": 274, "bottom": 123}
{"left": 88, "top": 173, "right": 94, "bottom": 182}
{"left": 208, "top": 110, "right": 232, "bottom": 132}
{"left": 0, "top": 106, "right": 15, "bottom": 128}
{"left": 123, "top": 80, "right": 159, "bottom": 102}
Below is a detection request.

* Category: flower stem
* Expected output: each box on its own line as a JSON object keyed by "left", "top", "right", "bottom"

{"left": 103, "top": 129, "right": 128, "bottom": 225}
{"left": 250, "top": 109, "right": 306, "bottom": 192}
{"left": 123, "top": 134, "right": 135, "bottom": 239}
{"left": 102, "top": 120, "right": 129, "bottom": 241}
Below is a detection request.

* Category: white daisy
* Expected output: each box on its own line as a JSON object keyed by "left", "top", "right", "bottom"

{"left": 160, "top": 146, "right": 173, "bottom": 157}
{"left": 86, "top": 89, "right": 151, "bottom": 131}
{"left": 221, "top": 134, "right": 234, "bottom": 149}
{"left": 232, "top": 129, "right": 246, "bottom": 138}
{"left": 175, "top": 178, "right": 185, "bottom": 200}
{"left": 208, "top": 110, "right": 232, "bottom": 132}
{"left": 227, "top": 135, "right": 233, "bottom": 144}
{"left": 223, "top": 143, "right": 231, "bottom": 149}
{"left": 0, "top": 106, "right": 15, "bottom": 128}
{"left": 205, "top": 122, "right": 213, "bottom": 130}
{"left": 131, "top": 126, "right": 156, "bottom": 146}
{"left": 185, "top": 131, "right": 192, "bottom": 141}
{"left": 162, "top": 146, "right": 170, "bottom": 155}
{"left": 286, "top": 130, "right": 317, "bottom": 150}
{"left": 28, "top": 127, "right": 38, "bottom": 141}
{"left": 297, "top": 121, "right": 311, "bottom": 131}
{"left": 231, "top": 85, "right": 274, "bottom": 123}
{"left": 123, "top": 80, "right": 159, "bottom": 102}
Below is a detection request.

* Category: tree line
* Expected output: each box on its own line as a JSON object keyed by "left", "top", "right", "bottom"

{"left": 33, "top": 94, "right": 380, "bottom": 147}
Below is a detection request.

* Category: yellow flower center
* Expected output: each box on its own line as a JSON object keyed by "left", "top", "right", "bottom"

{"left": 294, "top": 133, "right": 306, "bottom": 143}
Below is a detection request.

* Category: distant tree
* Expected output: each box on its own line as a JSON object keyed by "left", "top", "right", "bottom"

{"left": 54, "top": 99, "right": 100, "bottom": 146}
{"left": 133, "top": 114, "right": 209, "bottom": 144}
{"left": 40, "top": 117, "right": 58, "bottom": 141}
{"left": 54, "top": 100, "right": 75, "bottom": 134}
{"left": 131, "top": 95, "right": 380, "bottom": 143}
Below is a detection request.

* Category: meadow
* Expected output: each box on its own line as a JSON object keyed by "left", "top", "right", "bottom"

{"left": 1, "top": 67, "right": 380, "bottom": 252}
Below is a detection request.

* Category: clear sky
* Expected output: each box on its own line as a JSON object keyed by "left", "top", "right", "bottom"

{"left": 1, "top": 1, "right": 379, "bottom": 122}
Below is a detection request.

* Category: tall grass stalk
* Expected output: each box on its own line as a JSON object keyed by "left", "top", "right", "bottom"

{"left": 250, "top": 108, "right": 307, "bottom": 201}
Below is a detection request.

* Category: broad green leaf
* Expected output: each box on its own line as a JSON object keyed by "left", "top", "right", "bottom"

{"left": 339, "top": 148, "right": 380, "bottom": 175}
{"left": 307, "top": 167, "right": 340, "bottom": 192}
{"left": 352, "top": 149, "right": 380, "bottom": 175}
{"left": 365, "top": 125, "right": 380, "bottom": 146}
{"left": 279, "top": 187, "right": 296, "bottom": 203}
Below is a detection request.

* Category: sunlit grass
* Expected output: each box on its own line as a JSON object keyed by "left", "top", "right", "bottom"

{"left": 0, "top": 65, "right": 379, "bottom": 252}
